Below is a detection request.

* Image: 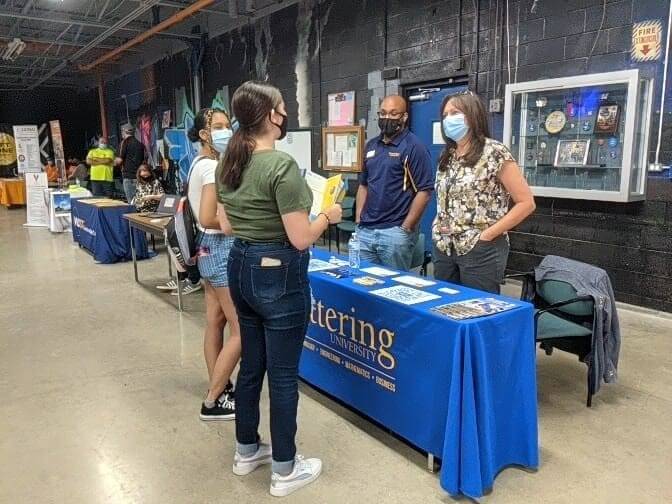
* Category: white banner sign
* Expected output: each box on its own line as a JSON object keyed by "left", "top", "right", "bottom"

{"left": 24, "top": 172, "right": 48, "bottom": 227}
{"left": 13, "top": 125, "right": 41, "bottom": 173}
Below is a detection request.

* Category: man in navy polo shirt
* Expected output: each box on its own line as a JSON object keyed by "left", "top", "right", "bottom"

{"left": 355, "top": 95, "right": 433, "bottom": 270}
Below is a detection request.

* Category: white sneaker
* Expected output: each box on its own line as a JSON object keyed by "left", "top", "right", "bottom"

{"left": 270, "top": 455, "right": 322, "bottom": 497}
{"left": 156, "top": 280, "right": 178, "bottom": 291}
{"left": 233, "top": 443, "right": 273, "bottom": 476}
{"left": 171, "top": 281, "right": 203, "bottom": 296}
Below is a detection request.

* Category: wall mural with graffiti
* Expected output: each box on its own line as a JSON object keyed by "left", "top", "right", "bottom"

{"left": 163, "top": 85, "right": 232, "bottom": 185}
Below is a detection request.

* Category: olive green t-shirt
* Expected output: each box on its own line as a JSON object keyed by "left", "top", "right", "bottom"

{"left": 217, "top": 150, "right": 313, "bottom": 243}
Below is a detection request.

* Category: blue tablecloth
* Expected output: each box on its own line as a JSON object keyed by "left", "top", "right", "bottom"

{"left": 300, "top": 250, "right": 538, "bottom": 498}
{"left": 71, "top": 199, "right": 149, "bottom": 264}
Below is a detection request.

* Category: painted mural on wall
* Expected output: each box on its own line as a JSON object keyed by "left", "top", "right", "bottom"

{"left": 163, "top": 86, "right": 233, "bottom": 184}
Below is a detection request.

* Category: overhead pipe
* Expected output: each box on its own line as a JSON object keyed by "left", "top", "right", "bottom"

{"left": 80, "top": 0, "right": 217, "bottom": 72}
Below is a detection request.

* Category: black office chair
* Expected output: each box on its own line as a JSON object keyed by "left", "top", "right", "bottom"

{"left": 334, "top": 197, "right": 356, "bottom": 253}
{"left": 511, "top": 272, "right": 596, "bottom": 407}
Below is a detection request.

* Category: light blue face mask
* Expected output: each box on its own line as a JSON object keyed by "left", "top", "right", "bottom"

{"left": 442, "top": 113, "right": 470, "bottom": 142}
{"left": 211, "top": 128, "right": 233, "bottom": 153}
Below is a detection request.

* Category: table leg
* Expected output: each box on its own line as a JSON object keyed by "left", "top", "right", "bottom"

{"left": 165, "top": 234, "right": 183, "bottom": 312}
{"left": 129, "top": 222, "right": 139, "bottom": 283}
{"left": 427, "top": 453, "right": 437, "bottom": 473}
{"left": 167, "top": 243, "right": 173, "bottom": 277}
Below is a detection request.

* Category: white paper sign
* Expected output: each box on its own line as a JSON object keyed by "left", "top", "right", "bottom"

{"left": 432, "top": 121, "right": 446, "bottom": 145}
{"left": 369, "top": 285, "right": 441, "bottom": 306}
{"left": 24, "top": 172, "right": 48, "bottom": 227}
{"left": 13, "top": 125, "right": 41, "bottom": 173}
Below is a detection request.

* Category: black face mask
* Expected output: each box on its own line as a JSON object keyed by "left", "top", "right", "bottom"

{"left": 378, "top": 117, "right": 404, "bottom": 138}
{"left": 272, "top": 112, "right": 288, "bottom": 141}
{"left": 141, "top": 174, "right": 152, "bottom": 181}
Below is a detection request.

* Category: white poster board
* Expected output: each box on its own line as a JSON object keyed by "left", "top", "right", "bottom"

{"left": 24, "top": 172, "right": 48, "bottom": 227}
{"left": 276, "top": 129, "right": 312, "bottom": 176}
{"left": 13, "top": 125, "right": 41, "bottom": 173}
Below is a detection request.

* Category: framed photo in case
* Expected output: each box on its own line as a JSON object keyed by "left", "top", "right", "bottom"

{"left": 555, "top": 139, "right": 591, "bottom": 167}
{"left": 595, "top": 103, "right": 620, "bottom": 134}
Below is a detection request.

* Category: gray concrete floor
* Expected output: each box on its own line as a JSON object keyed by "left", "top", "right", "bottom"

{"left": 1, "top": 207, "right": 671, "bottom": 504}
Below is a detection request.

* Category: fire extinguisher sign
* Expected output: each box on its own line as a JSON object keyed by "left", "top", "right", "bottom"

{"left": 631, "top": 20, "right": 663, "bottom": 62}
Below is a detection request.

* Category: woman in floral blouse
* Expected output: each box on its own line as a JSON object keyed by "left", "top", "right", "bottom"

{"left": 432, "top": 91, "right": 536, "bottom": 293}
{"left": 134, "top": 163, "right": 164, "bottom": 213}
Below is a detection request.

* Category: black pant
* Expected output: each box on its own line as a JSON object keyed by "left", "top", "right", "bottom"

{"left": 433, "top": 235, "right": 510, "bottom": 294}
{"left": 178, "top": 264, "right": 200, "bottom": 284}
{"left": 90, "top": 181, "right": 113, "bottom": 197}
{"left": 228, "top": 240, "right": 310, "bottom": 464}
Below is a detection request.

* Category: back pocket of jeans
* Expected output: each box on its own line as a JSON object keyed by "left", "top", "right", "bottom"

{"left": 251, "top": 264, "right": 288, "bottom": 303}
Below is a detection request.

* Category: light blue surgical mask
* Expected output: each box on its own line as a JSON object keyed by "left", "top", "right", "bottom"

{"left": 211, "top": 128, "right": 233, "bottom": 153}
{"left": 442, "top": 113, "right": 469, "bottom": 142}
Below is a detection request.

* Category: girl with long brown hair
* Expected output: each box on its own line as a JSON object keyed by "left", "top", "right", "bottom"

{"left": 216, "top": 81, "right": 341, "bottom": 497}
{"left": 433, "top": 91, "right": 536, "bottom": 293}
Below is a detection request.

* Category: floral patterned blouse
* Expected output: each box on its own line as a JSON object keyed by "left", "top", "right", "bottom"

{"left": 135, "top": 179, "right": 165, "bottom": 213}
{"left": 432, "top": 138, "right": 514, "bottom": 256}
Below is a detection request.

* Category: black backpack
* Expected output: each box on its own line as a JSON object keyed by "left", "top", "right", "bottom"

{"left": 165, "top": 156, "right": 206, "bottom": 272}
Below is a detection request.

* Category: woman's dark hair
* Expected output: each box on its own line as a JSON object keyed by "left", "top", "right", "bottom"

{"left": 438, "top": 91, "right": 490, "bottom": 170}
{"left": 136, "top": 163, "right": 154, "bottom": 182}
{"left": 187, "top": 107, "right": 227, "bottom": 144}
{"left": 218, "top": 81, "right": 283, "bottom": 190}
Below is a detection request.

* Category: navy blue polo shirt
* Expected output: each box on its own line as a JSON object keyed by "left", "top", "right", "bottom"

{"left": 358, "top": 128, "right": 433, "bottom": 229}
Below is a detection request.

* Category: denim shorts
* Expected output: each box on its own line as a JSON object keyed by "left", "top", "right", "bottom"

{"left": 197, "top": 232, "right": 235, "bottom": 288}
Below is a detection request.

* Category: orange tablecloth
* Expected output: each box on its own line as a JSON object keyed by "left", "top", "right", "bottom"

{"left": 0, "top": 178, "right": 26, "bottom": 207}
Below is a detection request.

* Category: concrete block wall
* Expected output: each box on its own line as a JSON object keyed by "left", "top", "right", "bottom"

{"left": 105, "top": 0, "right": 672, "bottom": 311}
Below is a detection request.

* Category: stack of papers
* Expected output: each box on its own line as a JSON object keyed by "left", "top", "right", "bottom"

{"left": 305, "top": 171, "right": 346, "bottom": 219}
{"left": 308, "top": 259, "right": 340, "bottom": 272}
{"left": 392, "top": 275, "right": 436, "bottom": 288}
{"left": 431, "top": 298, "right": 517, "bottom": 320}
{"left": 360, "top": 266, "right": 398, "bottom": 277}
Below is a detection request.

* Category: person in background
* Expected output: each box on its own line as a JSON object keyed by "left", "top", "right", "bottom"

{"left": 44, "top": 158, "right": 58, "bottom": 183}
{"left": 217, "top": 81, "right": 342, "bottom": 498}
{"left": 134, "top": 163, "right": 164, "bottom": 213}
{"left": 115, "top": 124, "right": 145, "bottom": 203}
{"left": 185, "top": 107, "right": 241, "bottom": 421}
{"left": 355, "top": 95, "right": 434, "bottom": 271}
{"left": 87, "top": 136, "right": 115, "bottom": 197}
{"left": 433, "top": 91, "right": 536, "bottom": 294}
{"left": 67, "top": 158, "right": 89, "bottom": 188}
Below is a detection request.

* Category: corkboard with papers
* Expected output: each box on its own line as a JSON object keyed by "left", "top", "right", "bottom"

{"left": 322, "top": 125, "right": 364, "bottom": 173}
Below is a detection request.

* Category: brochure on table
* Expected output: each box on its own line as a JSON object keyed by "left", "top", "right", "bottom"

{"left": 431, "top": 298, "right": 517, "bottom": 320}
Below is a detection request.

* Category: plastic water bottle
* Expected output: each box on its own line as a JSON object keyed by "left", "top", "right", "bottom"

{"left": 348, "top": 233, "right": 360, "bottom": 272}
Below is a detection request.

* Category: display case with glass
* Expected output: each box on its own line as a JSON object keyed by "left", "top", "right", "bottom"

{"left": 503, "top": 70, "right": 653, "bottom": 202}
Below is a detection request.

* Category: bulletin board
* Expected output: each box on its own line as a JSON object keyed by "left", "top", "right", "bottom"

{"left": 321, "top": 125, "right": 365, "bottom": 173}
{"left": 276, "top": 129, "right": 312, "bottom": 175}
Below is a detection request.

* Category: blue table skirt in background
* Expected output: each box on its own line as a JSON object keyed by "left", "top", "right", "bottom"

{"left": 71, "top": 199, "right": 149, "bottom": 264}
{"left": 300, "top": 250, "right": 539, "bottom": 498}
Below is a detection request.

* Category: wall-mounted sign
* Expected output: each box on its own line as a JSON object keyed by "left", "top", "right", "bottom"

{"left": 13, "top": 125, "right": 41, "bottom": 173}
{"left": 631, "top": 20, "right": 662, "bottom": 62}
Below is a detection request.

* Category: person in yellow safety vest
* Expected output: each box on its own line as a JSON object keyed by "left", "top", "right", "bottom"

{"left": 86, "top": 135, "right": 116, "bottom": 197}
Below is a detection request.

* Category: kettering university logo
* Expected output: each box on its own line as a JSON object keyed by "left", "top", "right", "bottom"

{"left": 306, "top": 298, "right": 397, "bottom": 392}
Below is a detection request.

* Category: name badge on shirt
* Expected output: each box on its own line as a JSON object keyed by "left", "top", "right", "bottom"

{"left": 366, "top": 150, "right": 376, "bottom": 159}
{"left": 388, "top": 152, "right": 401, "bottom": 158}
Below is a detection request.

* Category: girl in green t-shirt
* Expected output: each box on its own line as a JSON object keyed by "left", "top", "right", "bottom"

{"left": 216, "top": 81, "right": 341, "bottom": 497}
